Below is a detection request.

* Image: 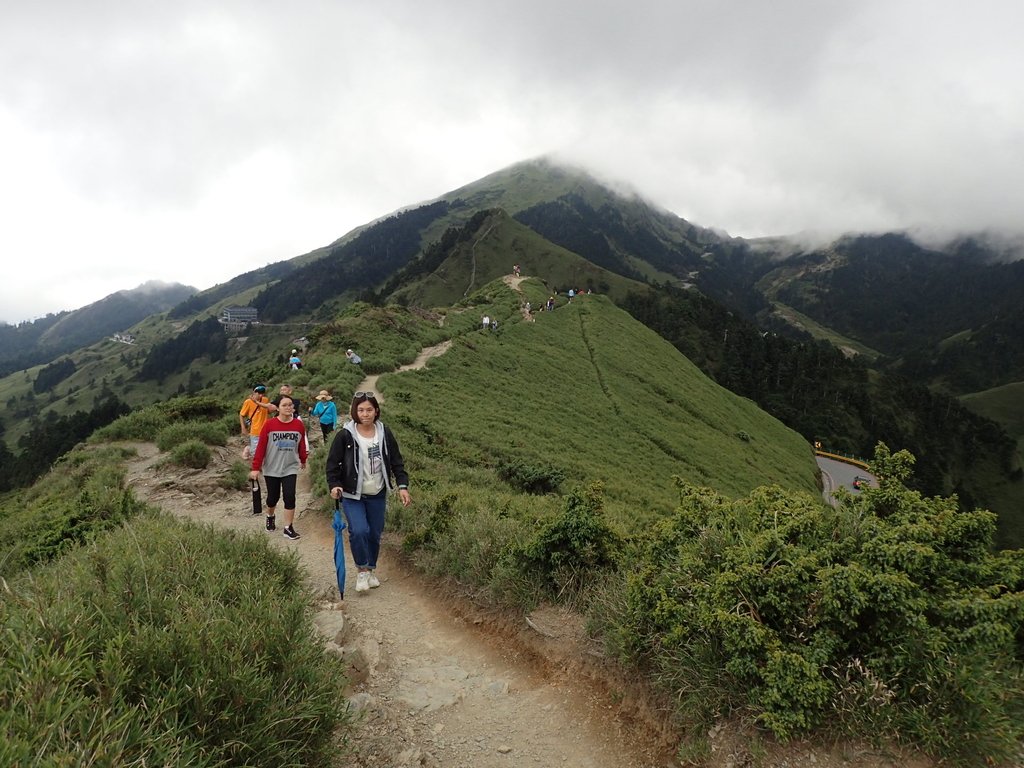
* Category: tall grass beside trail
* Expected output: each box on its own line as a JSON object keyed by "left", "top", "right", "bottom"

{"left": 91, "top": 394, "right": 229, "bottom": 443}
{"left": 155, "top": 420, "right": 230, "bottom": 452}
{"left": 0, "top": 445, "right": 145, "bottom": 578}
{"left": 0, "top": 512, "right": 351, "bottom": 767}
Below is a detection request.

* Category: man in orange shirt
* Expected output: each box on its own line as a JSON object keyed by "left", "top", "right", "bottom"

{"left": 239, "top": 384, "right": 276, "bottom": 459}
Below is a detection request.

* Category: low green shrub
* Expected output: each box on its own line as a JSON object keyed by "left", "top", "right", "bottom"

{"left": 0, "top": 513, "right": 350, "bottom": 766}
{"left": 598, "top": 445, "right": 1024, "bottom": 765}
{"left": 92, "top": 395, "right": 229, "bottom": 444}
{"left": 496, "top": 457, "right": 566, "bottom": 494}
{"left": 91, "top": 408, "right": 170, "bottom": 442}
{"left": 518, "top": 483, "right": 621, "bottom": 604}
{"left": 155, "top": 421, "right": 229, "bottom": 452}
{"left": 168, "top": 440, "right": 211, "bottom": 469}
{"left": 220, "top": 460, "right": 251, "bottom": 491}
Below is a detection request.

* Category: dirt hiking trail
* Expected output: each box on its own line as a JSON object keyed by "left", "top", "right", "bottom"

{"left": 121, "top": 334, "right": 933, "bottom": 768}
{"left": 124, "top": 438, "right": 670, "bottom": 768}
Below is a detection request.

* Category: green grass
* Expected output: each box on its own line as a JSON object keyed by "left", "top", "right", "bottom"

{"left": 377, "top": 292, "right": 820, "bottom": 533}
{"left": 962, "top": 380, "right": 1024, "bottom": 444}
{"left": 392, "top": 211, "right": 647, "bottom": 310}
{"left": 0, "top": 512, "right": 350, "bottom": 766}
{"left": 0, "top": 445, "right": 146, "bottom": 578}
{"left": 2, "top": 277, "right": 1021, "bottom": 763}
{"left": 768, "top": 302, "right": 881, "bottom": 360}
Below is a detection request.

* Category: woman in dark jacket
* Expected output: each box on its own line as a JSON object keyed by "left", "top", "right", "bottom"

{"left": 326, "top": 391, "right": 411, "bottom": 593}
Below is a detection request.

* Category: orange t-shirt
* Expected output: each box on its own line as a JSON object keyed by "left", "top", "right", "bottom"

{"left": 240, "top": 396, "right": 270, "bottom": 436}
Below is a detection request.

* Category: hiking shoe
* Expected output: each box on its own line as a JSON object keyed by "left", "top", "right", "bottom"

{"left": 266, "top": 515, "right": 275, "bottom": 531}
{"left": 355, "top": 572, "right": 370, "bottom": 592}
{"left": 282, "top": 526, "right": 300, "bottom": 540}
{"left": 367, "top": 572, "right": 381, "bottom": 589}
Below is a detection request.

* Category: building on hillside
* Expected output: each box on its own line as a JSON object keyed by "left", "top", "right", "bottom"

{"left": 220, "top": 306, "right": 259, "bottom": 331}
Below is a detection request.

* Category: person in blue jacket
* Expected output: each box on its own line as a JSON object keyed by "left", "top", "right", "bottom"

{"left": 309, "top": 390, "right": 338, "bottom": 443}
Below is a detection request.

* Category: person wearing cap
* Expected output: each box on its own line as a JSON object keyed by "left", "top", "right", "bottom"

{"left": 288, "top": 349, "right": 302, "bottom": 370}
{"left": 345, "top": 348, "right": 361, "bottom": 365}
{"left": 309, "top": 390, "right": 338, "bottom": 443}
{"left": 239, "top": 384, "right": 274, "bottom": 459}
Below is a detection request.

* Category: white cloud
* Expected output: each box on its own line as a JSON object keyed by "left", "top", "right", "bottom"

{"left": 1, "top": 0, "right": 1023, "bottom": 323}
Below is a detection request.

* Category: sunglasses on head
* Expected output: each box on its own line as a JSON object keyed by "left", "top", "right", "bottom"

{"left": 354, "top": 391, "right": 375, "bottom": 399}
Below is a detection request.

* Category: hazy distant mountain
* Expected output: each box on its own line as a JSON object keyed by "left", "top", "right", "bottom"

{"left": 0, "top": 281, "right": 195, "bottom": 377}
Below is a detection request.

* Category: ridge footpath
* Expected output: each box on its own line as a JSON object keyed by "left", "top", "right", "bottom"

{"left": 123, "top": 439, "right": 668, "bottom": 767}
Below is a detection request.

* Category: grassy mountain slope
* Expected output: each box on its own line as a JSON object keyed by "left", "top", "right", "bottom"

{"left": 371, "top": 289, "right": 820, "bottom": 521}
{"left": 390, "top": 210, "right": 648, "bottom": 309}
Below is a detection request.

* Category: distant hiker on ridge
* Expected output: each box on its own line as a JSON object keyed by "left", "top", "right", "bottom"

{"left": 346, "top": 348, "right": 362, "bottom": 365}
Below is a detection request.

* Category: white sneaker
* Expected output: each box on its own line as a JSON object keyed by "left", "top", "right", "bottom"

{"left": 367, "top": 572, "right": 381, "bottom": 589}
{"left": 355, "top": 572, "right": 370, "bottom": 592}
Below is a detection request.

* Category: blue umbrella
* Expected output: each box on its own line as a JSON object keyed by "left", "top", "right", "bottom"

{"left": 332, "top": 498, "right": 347, "bottom": 600}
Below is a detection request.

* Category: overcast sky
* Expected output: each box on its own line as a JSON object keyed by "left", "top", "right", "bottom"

{"left": 2, "top": 1, "right": 1022, "bottom": 324}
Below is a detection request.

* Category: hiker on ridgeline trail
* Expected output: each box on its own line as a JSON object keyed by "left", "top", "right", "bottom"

{"left": 309, "top": 390, "right": 338, "bottom": 443}
{"left": 288, "top": 349, "right": 302, "bottom": 369}
{"left": 481, "top": 314, "right": 490, "bottom": 330}
{"left": 345, "top": 348, "right": 362, "bottom": 365}
{"left": 513, "top": 264, "right": 521, "bottom": 277}
{"left": 239, "top": 384, "right": 274, "bottom": 460}
{"left": 326, "top": 391, "right": 411, "bottom": 594}
{"left": 250, "top": 395, "right": 307, "bottom": 539}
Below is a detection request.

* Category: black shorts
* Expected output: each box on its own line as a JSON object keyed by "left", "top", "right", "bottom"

{"left": 264, "top": 474, "right": 297, "bottom": 510}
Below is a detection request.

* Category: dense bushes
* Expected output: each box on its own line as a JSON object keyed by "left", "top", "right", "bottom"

{"left": 0, "top": 513, "right": 349, "bottom": 766}
{"left": 155, "top": 421, "right": 228, "bottom": 452}
{"left": 599, "top": 444, "right": 1024, "bottom": 764}
{"left": 496, "top": 457, "right": 566, "bottom": 494}
{"left": 168, "top": 439, "right": 211, "bottom": 468}
{"left": 92, "top": 394, "right": 227, "bottom": 443}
